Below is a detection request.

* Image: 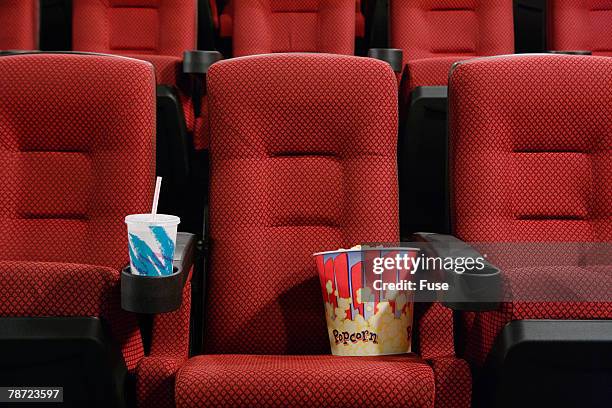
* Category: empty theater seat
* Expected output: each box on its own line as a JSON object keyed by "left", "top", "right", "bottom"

{"left": 216, "top": 0, "right": 364, "bottom": 54}
{"left": 171, "top": 53, "right": 471, "bottom": 408}
{"left": 230, "top": 0, "right": 356, "bottom": 56}
{"left": 446, "top": 54, "right": 612, "bottom": 407}
{"left": 548, "top": 0, "right": 612, "bottom": 56}
{"left": 0, "top": 0, "right": 38, "bottom": 50}
{"left": 390, "top": 0, "right": 515, "bottom": 236}
{"left": 0, "top": 52, "right": 154, "bottom": 406}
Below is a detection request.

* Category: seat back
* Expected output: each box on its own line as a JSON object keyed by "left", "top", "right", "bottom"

{"left": 204, "top": 54, "right": 399, "bottom": 354}
{"left": 232, "top": 0, "right": 356, "bottom": 56}
{"left": 0, "top": 0, "right": 38, "bottom": 50}
{"left": 72, "top": 0, "right": 197, "bottom": 59}
{"left": 0, "top": 53, "right": 156, "bottom": 270}
{"left": 548, "top": 0, "right": 612, "bottom": 56}
{"left": 390, "top": 0, "right": 514, "bottom": 63}
{"left": 448, "top": 54, "right": 612, "bottom": 243}
{"left": 219, "top": 0, "right": 364, "bottom": 41}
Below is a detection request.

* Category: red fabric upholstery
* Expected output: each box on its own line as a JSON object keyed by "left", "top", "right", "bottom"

{"left": 232, "top": 0, "right": 356, "bottom": 56}
{"left": 72, "top": 0, "right": 208, "bottom": 149}
{"left": 0, "top": 0, "right": 38, "bottom": 50}
{"left": 0, "top": 53, "right": 157, "bottom": 369}
{"left": 205, "top": 54, "right": 399, "bottom": 355}
{"left": 219, "top": 0, "right": 364, "bottom": 40}
{"left": 548, "top": 0, "right": 612, "bottom": 56}
{"left": 429, "top": 357, "right": 472, "bottom": 408}
{"left": 448, "top": 54, "right": 612, "bottom": 366}
{"left": 176, "top": 355, "right": 436, "bottom": 408}
{"left": 136, "top": 278, "right": 192, "bottom": 408}
{"left": 390, "top": 0, "right": 514, "bottom": 89}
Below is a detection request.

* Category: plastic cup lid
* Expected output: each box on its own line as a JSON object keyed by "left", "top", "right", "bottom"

{"left": 125, "top": 214, "right": 180, "bottom": 226}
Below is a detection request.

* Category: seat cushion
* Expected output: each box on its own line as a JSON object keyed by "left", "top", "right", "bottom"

{"left": 0, "top": 260, "right": 143, "bottom": 370}
{"left": 176, "top": 355, "right": 435, "bottom": 408}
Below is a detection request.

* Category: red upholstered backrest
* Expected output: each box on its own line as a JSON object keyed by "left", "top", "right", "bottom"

{"left": 0, "top": 53, "right": 156, "bottom": 270}
{"left": 233, "top": 0, "right": 355, "bottom": 57}
{"left": 72, "top": 0, "right": 197, "bottom": 57}
{"left": 0, "top": 0, "right": 38, "bottom": 50}
{"left": 205, "top": 54, "right": 399, "bottom": 354}
{"left": 449, "top": 55, "right": 612, "bottom": 243}
{"left": 390, "top": 0, "right": 514, "bottom": 64}
{"left": 548, "top": 0, "right": 612, "bottom": 56}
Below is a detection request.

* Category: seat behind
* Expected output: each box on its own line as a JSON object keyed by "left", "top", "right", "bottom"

{"left": 548, "top": 0, "right": 612, "bottom": 56}
{"left": 232, "top": 0, "right": 356, "bottom": 57}
{"left": 72, "top": 0, "right": 197, "bottom": 85}
{"left": 390, "top": 0, "right": 514, "bottom": 88}
{"left": 204, "top": 53, "right": 399, "bottom": 354}
{"left": 0, "top": 0, "right": 38, "bottom": 50}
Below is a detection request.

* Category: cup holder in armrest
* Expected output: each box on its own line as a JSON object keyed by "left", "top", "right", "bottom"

{"left": 121, "top": 266, "right": 185, "bottom": 314}
{"left": 368, "top": 48, "right": 404, "bottom": 73}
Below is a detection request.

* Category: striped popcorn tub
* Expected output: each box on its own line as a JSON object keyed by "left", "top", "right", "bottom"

{"left": 314, "top": 246, "right": 419, "bottom": 356}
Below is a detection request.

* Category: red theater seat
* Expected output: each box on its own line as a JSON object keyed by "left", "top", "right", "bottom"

{"left": 390, "top": 0, "right": 514, "bottom": 90}
{"left": 548, "top": 0, "right": 612, "bottom": 56}
{"left": 0, "top": 0, "right": 38, "bottom": 50}
{"left": 217, "top": 0, "right": 365, "bottom": 48}
{"left": 171, "top": 53, "right": 471, "bottom": 408}
{"left": 231, "top": 0, "right": 356, "bottom": 56}
{"left": 0, "top": 53, "right": 154, "bottom": 404}
{"left": 447, "top": 54, "right": 612, "bottom": 406}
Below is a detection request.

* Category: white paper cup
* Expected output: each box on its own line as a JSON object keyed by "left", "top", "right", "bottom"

{"left": 125, "top": 214, "right": 180, "bottom": 276}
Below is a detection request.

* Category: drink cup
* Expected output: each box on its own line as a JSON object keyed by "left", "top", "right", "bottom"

{"left": 125, "top": 214, "right": 180, "bottom": 276}
{"left": 314, "top": 246, "right": 418, "bottom": 356}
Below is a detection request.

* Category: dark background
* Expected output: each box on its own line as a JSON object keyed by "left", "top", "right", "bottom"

{"left": 40, "top": 0, "right": 548, "bottom": 54}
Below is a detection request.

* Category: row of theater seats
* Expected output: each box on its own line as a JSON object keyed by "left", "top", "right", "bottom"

{"left": 0, "top": 1, "right": 611, "bottom": 408}
{"left": 2, "top": 0, "right": 611, "bottom": 235}
{"left": 1, "top": 49, "right": 610, "bottom": 408}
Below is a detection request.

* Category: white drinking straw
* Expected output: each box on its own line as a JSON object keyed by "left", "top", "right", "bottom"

{"left": 151, "top": 176, "right": 162, "bottom": 221}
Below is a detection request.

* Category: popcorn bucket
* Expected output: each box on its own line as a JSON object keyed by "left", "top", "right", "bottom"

{"left": 314, "top": 247, "right": 419, "bottom": 356}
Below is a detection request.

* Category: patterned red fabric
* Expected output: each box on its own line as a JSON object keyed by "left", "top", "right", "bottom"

{"left": 205, "top": 53, "right": 399, "bottom": 354}
{"left": 448, "top": 54, "right": 612, "bottom": 366}
{"left": 72, "top": 0, "right": 207, "bottom": 149}
{"left": 415, "top": 303, "right": 456, "bottom": 360}
{"left": 176, "top": 355, "right": 436, "bottom": 408}
{"left": 390, "top": 0, "right": 514, "bottom": 89}
{"left": 548, "top": 0, "right": 612, "bottom": 56}
{"left": 0, "top": 53, "right": 156, "bottom": 369}
{"left": 136, "top": 278, "right": 192, "bottom": 408}
{"left": 219, "top": 0, "right": 365, "bottom": 40}
{"left": 428, "top": 357, "right": 472, "bottom": 408}
{"left": 0, "top": 0, "right": 38, "bottom": 50}
{"left": 72, "top": 0, "right": 196, "bottom": 58}
{"left": 232, "top": 0, "right": 355, "bottom": 56}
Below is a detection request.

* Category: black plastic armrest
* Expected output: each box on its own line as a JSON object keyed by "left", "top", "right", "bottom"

{"left": 368, "top": 48, "right": 403, "bottom": 73}
{"left": 183, "top": 50, "right": 223, "bottom": 75}
{"left": 414, "top": 232, "right": 501, "bottom": 311}
{"left": 547, "top": 50, "right": 592, "bottom": 55}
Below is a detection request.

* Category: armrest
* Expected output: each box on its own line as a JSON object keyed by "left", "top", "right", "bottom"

{"left": 414, "top": 232, "right": 502, "bottom": 311}
{"left": 547, "top": 50, "right": 592, "bottom": 55}
{"left": 368, "top": 48, "right": 403, "bottom": 73}
{"left": 183, "top": 50, "right": 223, "bottom": 75}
